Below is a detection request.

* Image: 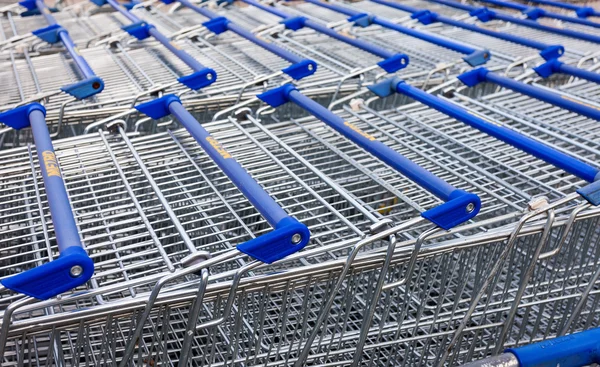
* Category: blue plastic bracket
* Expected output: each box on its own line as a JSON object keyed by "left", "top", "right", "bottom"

{"left": 257, "top": 84, "right": 295, "bottom": 107}
{"left": 533, "top": 58, "right": 562, "bottom": 78}
{"left": 177, "top": 68, "right": 217, "bottom": 90}
{"left": 202, "top": 16, "right": 230, "bottom": 35}
{"left": 377, "top": 53, "right": 410, "bottom": 73}
{"left": 348, "top": 13, "right": 372, "bottom": 27}
{"left": 18, "top": 0, "right": 36, "bottom": 10}
{"left": 135, "top": 94, "right": 181, "bottom": 119}
{"left": 457, "top": 67, "right": 489, "bottom": 87}
{"left": 123, "top": 1, "right": 141, "bottom": 10}
{"left": 89, "top": 0, "right": 108, "bottom": 6}
{"left": 368, "top": 76, "right": 402, "bottom": 98}
{"left": 463, "top": 49, "right": 491, "bottom": 66}
{"left": 61, "top": 76, "right": 105, "bottom": 99}
{"left": 32, "top": 24, "right": 65, "bottom": 44}
{"left": 539, "top": 45, "right": 564, "bottom": 61}
{"left": 280, "top": 16, "right": 307, "bottom": 31}
{"left": 577, "top": 178, "right": 600, "bottom": 206}
{"left": 237, "top": 217, "right": 310, "bottom": 263}
{"left": 160, "top": 0, "right": 177, "bottom": 3}
{"left": 122, "top": 21, "right": 154, "bottom": 40}
{"left": 0, "top": 247, "right": 94, "bottom": 300}
{"left": 576, "top": 7, "right": 596, "bottom": 18}
{"left": 282, "top": 59, "right": 317, "bottom": 80}
{"left": 421, "top": 191, "right": 481, "bottom": 230}
{"left": 523, "top": 7, "right": 545, "bottom": 20}
{"left": 411, "top": 10, "right": 438, "bottom": 25}
{"left": 469, "top": 7, "right": 495, "bottom": 22}
{"left": 0, "top": 103, "right": 45, "bottom": 130}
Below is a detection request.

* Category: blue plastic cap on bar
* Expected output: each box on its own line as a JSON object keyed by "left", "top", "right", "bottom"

{"left": 377, "top": 53, "right": 410, "bottom": 73}
{"left": 282, "top": 59, "right": 318, "bottom": 80}
{"left": 576, "top": 7, "right": 596, "bottom": 18}
{"left": 368, "top": 76, "right": 403, "bottom": 98}
{"left": 539, "top": 45, "right": 564, "bottom": 61}
{"left": 32, "top": 24, "right": 66, "bottom": 44}
{"left": 469, "top": 7, "right": 495, "bottom": 22}
{"left": 18, "top": 0, "right": 36, "bottom": 10}
{"left": 122, "top": 21, "right": 154, "bottom": 40}
{"left": 135, "top": 94, "right": 181, "bottom": 119}
{"left": 411, "top": 10, "right": 438, "bottom": 25}
{"left": 237, "top": 217, "right": 310, "bottom": 263}
{"left": 177, "top": 68, "right": 217, "bottom": 90}
{"left": 1, "top": 247, "right": 95, "bottom": 300}
{"left": 257, "top": 84, "right": 296, "bottom": 107}
{"left": 348, "top": 13, "right": 372, "bottom": 27}
{"left": 577, "top": 178, "right": 600, "bottom": 206}
{"left": 457, "top": 67, "right": 489, "bottom": 87}
{"left": 0, "top": 103, "right": 46, "bottom": 130}
{"left": 89, "top": 0, "right": 108, "bottom": 6}
{"left": 203, "top": 17, "right": 230, "bottom": 35}
{"left": 523, "top": 7, "right": 545, "bottom": 20}
{"left": 533, "top": 58, "right": 562, "bottom": 78}
{"left": 161, "top": 0, "right": 177, "bottom": 3}
{"left": 421, "top": 190, "right": 480, "bottom": 230}
{"left": 463, "top": 49, "right": 491, "bottom": 66}
{"left": 280, "top": 16, "right": 307, "bottom": 31}
{"left": 61, "top": 76, "right": 105, "bottom": 99}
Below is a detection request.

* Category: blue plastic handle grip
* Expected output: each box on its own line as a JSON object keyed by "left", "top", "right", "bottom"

{"left": 167, "top": 101, "right": 290, "bottom": 227}
{"left": 370, "top": 0, "right": 552, "bottom": 51}
{"left": 506, "top": 328, "right": 600, "bottom": 367}
{"left": 535, "top": 58, "right": 600, "bottom": 85}
{"left": 287, "top": 90, "right": 461, "bottom": 201}
{"left": 0, "top": 103, "right": 94, "bottom": 300}
{"left": 459, "top": 68, "right": 600, "bottom": 122}
{"left": 378, "top": 77, "right": 600, "bottom": 183}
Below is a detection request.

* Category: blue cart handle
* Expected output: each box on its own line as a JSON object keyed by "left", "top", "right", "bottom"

{"left": 19, "top": 0, "right": 104, "bottom": 99}
{"left": 526, "top": 0, "right": 599, "bottom": 18}
{"left": 463, "top": 328, "right": 600, "bottom": 367}
{"left": 0, "top": 104, "right": 94, "bottom": 300}
{"left": 135, "top": 95, "right": 310, "bottom": 263}
{"left": 458, "top": 67, "right": 600, "bottom": 122}
{"left": 257, "top": 85, "right": 481, "bottom": 230}
{"left": 238, "top": 0, "right": 409, "bottom": 73}
{"left": 304, "top": 0, "right": 490, "bottom": 66}
{"left": 369, "top": 77, "right": 600, "bottom": 201}
{"left": 168, "top": 0, "right": 316, "bottom": 80}
{"left": 535, "top": 58, "right": 600, "bottom": 85}
{"left": 91, "top": 0, "right": 216, "bottom": 90}
{"left": 427, "top": 0, "right": 600, "bottom": 44}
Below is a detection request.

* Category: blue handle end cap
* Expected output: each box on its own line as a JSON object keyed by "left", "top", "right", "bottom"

{"left": 576, "top": 7, "right": 595, "bottom": 18}
{"left": 462, "top": 49, "right": 491, "bottom": 66}
{"left": 539, "top": 45, "right": 564, "bottom": 61}
{"left": 368, "top": 76, "right": 403, "bottom": 98}
{"left": 411, "top": 10, "right": 438, "bottom": 25}
{"left": 257, "top": 84, "right": 296, "bottom": 107}
{"left": 32, "top": 24, "right": 66, "bottom": 44}
{"left": 203, "top": 16, "right": 230, "bottom": 35}
{"left": 89, "top": 0, "right": 108, "bottom": 6}
{"left": 348, "top": 13, "right": 372, "bottom": 27}
{"left": 177, "top": 68, "right": 217, "bottom": 90}
{"left": 0, "top": 247, "right": 94, "bottom": 300}
{"left": 0, "top": 103, "right": 46, "bottom": 130}
{"left": 61, "top": 76, "right": 105, "bottom": 100}
{"left": 18, "top": 0, "right": 36, "bottom": 10}
{"left": 377, "top": 54, "right": 409, "bottom": 73}
{"left": 533, "top": 58, "right": 562, "bottom": 78}
{"left": 280, "top": 16, "right": 307, "bottom": 31}
{"left": 577, "top": 179, "right": 600, "bottom": 206}
{"left": 523, "top": 7, "right": 545, "bottom": 20}
{"left": 122, "top": 21, "right": 154, "bottom": 40}
{"left": 135, "top": 94, "right": 181, "bottom": 119}
{"left": 421, "top": 191, "right": 480, "bottom": 230}
{"left": 457, "top": 67, "right": 489, "bottom": 87}
{"left": 282, "top": 59, "right": 317, "bottom": 80}
{"left": 161, "top": 0, "right": 178, "bottom": 3}
{"left": 469, "top": 7, "right": 495, "bottom": 22}
{"left": 237, "top": 217, "right": 310, "bottom": 263}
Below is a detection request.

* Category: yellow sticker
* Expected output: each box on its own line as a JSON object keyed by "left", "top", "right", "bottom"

{"left": 344, "top": 121, "right": 376, "bottom": 141}
{"left": 42, "top": 8, "right": 50, "bottom": 14}
{"left": 206, "top": 137, "right": 232, "bottom": 159}
{"left": 561, "top": 95, "right": 600, "bottom": 111}
{"left": 74, "top": 47, "right": 81, "bottom": 56}
{"left": 42, "top": 151, "right": 61, "bottom": 177}
{"left": 170, "top": 41, "right": 181, "bottom": 50}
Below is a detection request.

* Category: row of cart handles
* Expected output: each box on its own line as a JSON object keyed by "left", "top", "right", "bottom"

{"left": 1, "top": 0, "right": 600, "bottom": 300}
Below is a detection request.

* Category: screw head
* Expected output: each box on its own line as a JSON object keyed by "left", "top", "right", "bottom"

{"left": 206, "top": 73, "right": 213, "bottom": 80}
{"left": 70, "top": 265, "right": 83, "bottom": 277}
{"left": 307, "top": 64, "right": 314, "bottom": 71}
{"left": 291, "top": 233, "right": 302, "bottom": 245}
{"left": 466, "top": 203, "right": 475, "bottom": 213}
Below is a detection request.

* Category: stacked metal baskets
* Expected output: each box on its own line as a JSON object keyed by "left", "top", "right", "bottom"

{"left": 1, "top": 0, "right": 600, "bottom": 365}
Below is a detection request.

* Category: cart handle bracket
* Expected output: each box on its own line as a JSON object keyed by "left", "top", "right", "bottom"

{"left": 411, "top": 10, "right": 438, "bottom": 25}
{"left": 122, "top": 21, "right": 154, "bottom": 40}
{"left": 348, "top": 13, "right": 372, "bottom": 27}
{"left": 32, "top": 24, "right": 66, "bottom": 44}
{"left": 577, "top": 179, "right": 600, "bottom": 206}
{"left": 203, "top": 16, "right": 230, "bottom": 34}
{"left": 0, "top": 103, "right": 45, "bottom": 130}
{"left": 539, "top": 45, "right": 564, "bottom": 61}
{"left": 280, "top": 16, "right": 308, "bottom": 31}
